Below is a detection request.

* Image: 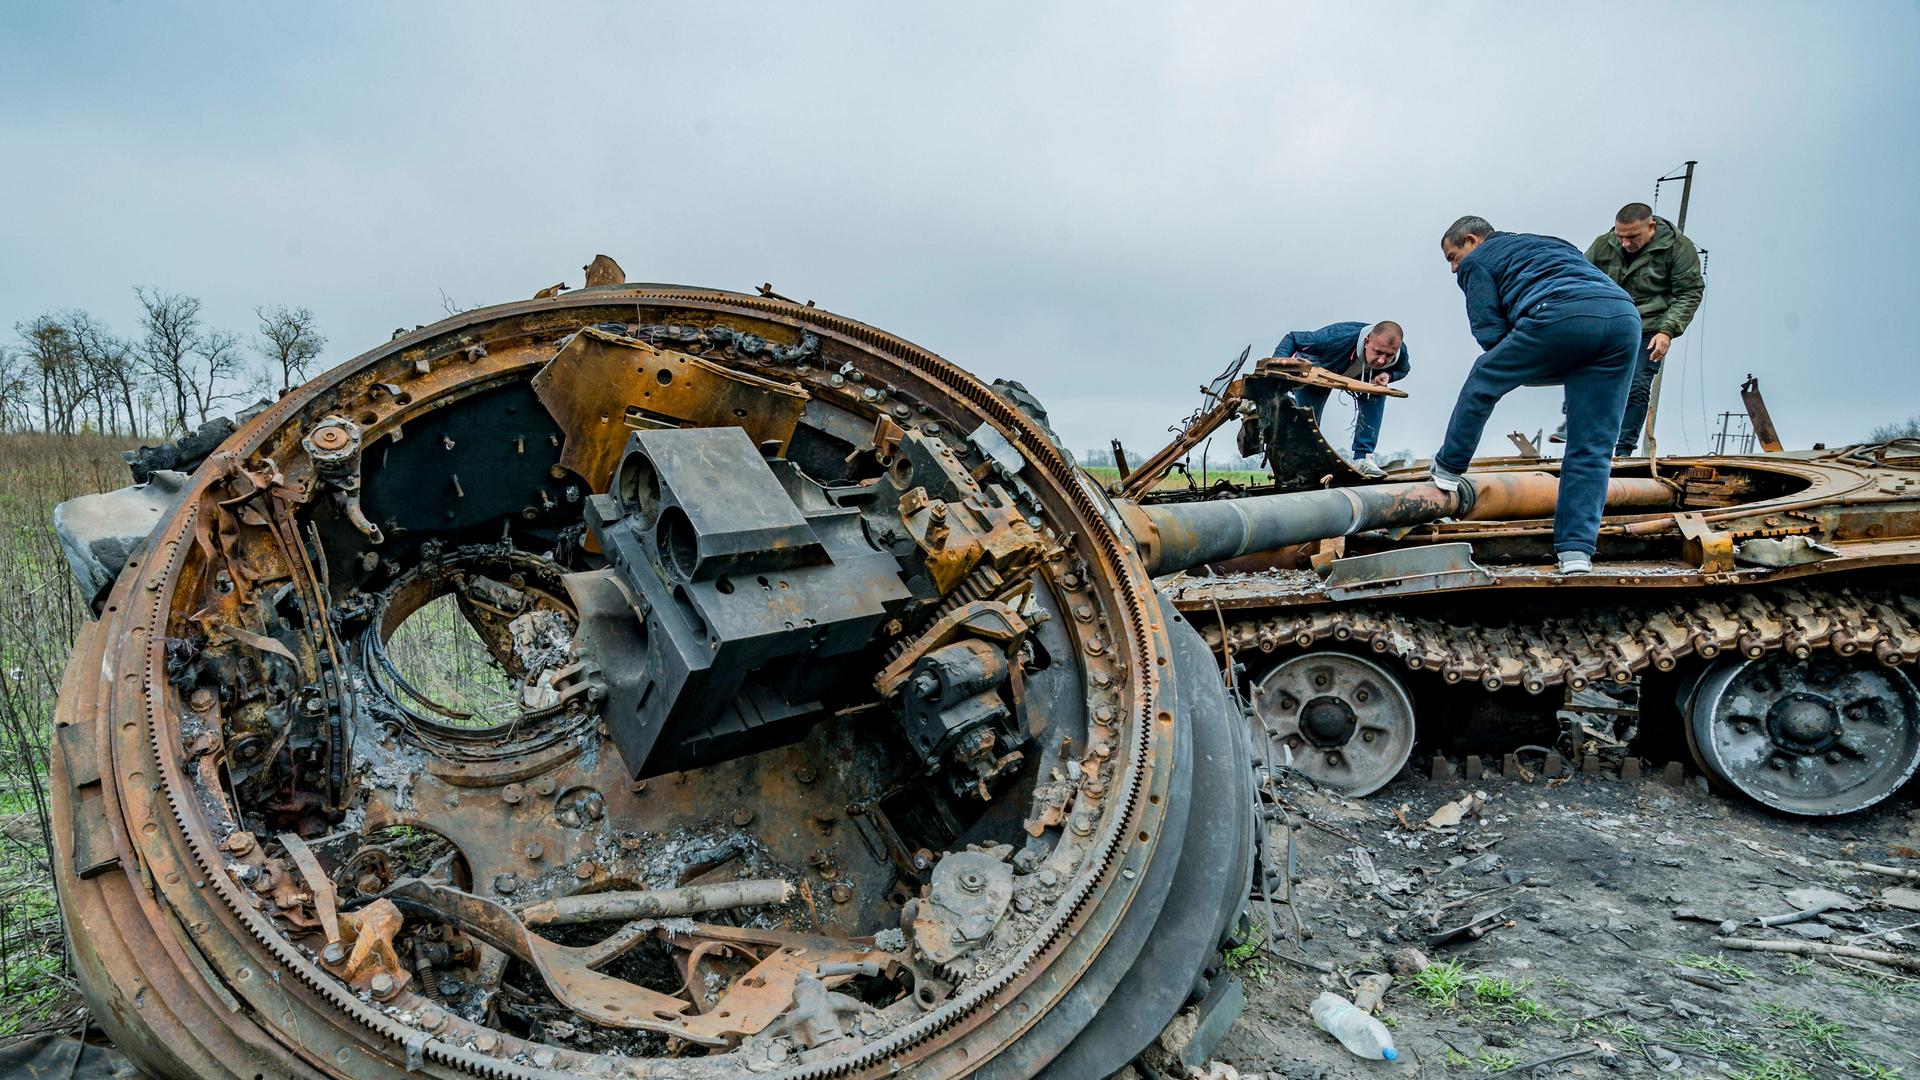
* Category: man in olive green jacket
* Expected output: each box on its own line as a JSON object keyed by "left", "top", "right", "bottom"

{"left": 1585, "top": 201, "right": 1706, "bottom": 456}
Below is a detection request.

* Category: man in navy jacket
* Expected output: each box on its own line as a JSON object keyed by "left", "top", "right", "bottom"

{"left": 1429, "top": 216, "right": 1639, "bottom": 574}
{"left": 1273, "top": 320, "right": 1409, "bottom": 476}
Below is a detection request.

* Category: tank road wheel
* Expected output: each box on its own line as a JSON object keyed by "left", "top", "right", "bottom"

{"left": 1688, "top": 653, "right": 1920, "bottom": 816}
{"left": 1250, "top": 652, "right": 1415, "bottom": 796}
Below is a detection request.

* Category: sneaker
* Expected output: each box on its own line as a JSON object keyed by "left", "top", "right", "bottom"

{"left": 1548, "top": 421, "right": 1567, "bottom": 445}
{"left": 1556, "top": 551, "right": 1593, "bottom": 575}
{"left": 1354, "top": 454, "right": 1387, "bottom": 479}
{"left": 1427, "top": 462, "right": 1464, "bottom": 493}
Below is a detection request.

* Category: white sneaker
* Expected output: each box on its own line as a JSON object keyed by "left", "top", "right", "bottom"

{"left": 1427, "top": 463, "right": 1464, "bottom": 493}
{"left": 1556, "top": 551, "right": 1593, "bottom": 575}
{"left": 1354, "top": 454, "right": 1387, "bottom": 479}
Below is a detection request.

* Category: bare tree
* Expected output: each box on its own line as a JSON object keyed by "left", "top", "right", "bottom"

{"left": 134, "top": 288, "right": 253, "bottom": 435}
{"left": 1869, "top": 415, "right": 1920, "bottom": 442}
{"left": 190, "top": 328, "right": 248, "bottom": 426}
{"left": 15, "top": 315, "right": 84, "bottom": 435}
{"left": 0, "top": 347, "right": 28, "bottom": 432}
{"left": 60, "top": 310, "right": 140, "bottom": 436}
{"left": 255, "top": 305, "right": 326, "bottom": 394}
{"left": 134, "top": 288, "right": 200, "bottom": 436}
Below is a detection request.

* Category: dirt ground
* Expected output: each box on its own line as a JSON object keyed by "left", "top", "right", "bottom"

{"left": 1185, "top": 766, "right": 1920, "bottom": 1080}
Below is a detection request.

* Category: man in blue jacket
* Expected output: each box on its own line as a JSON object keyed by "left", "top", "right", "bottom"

{"left": 1429, "top": 216, "right": 1640, "bottom": 575}
{"left": 1273, "top": 320, "right": 1410, "bottom": 477}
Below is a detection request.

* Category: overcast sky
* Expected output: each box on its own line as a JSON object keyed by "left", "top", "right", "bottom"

{"left": 4, "top": 2, "right": 1917, "bottom": 465}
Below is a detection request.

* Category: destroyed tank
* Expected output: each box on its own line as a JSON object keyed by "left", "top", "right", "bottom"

{"left": 47, "top": 275, "right": 1916, "bottom": 1080}
{"left": 1132, "top": 364, "right": 1920, "bottom": 818}
{"left": 49, "top": 280, "right": 1281, "bottom": 1080}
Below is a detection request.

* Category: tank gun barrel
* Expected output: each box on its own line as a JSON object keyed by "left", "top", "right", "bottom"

{"left": 1119, "top": 472, "right": 1677, "bottom": 576}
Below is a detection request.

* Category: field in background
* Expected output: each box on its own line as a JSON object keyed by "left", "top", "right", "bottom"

{"left": 0, "top": 434, "right": 140, "bottom": 1041}
{"left": 1080, "top": 465, "right": 1267, "bottom": 490}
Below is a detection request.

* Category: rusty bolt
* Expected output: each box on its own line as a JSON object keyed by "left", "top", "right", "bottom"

{"left": 628, "top": 780, "right": 647, "bottom": 794}
{"left": 501, "top": 783, "right": 524, "bottom": 805}
{"left": 221, "top": 832, "right": 255, "bottom": 856}
{"left": 912, "top": 850, "right": 933, "bottom": 872}
{"left": 959, "top": 871, "right": 986, "bottom": 894}
{"left": 524, "top": 841, "right": 544, "bottom": 861}
{"left": 473, "top": 1032, "right": 499, "bottom": 1055}
{"left": 419, "top": 1006, "right": 447, "bottom": 1032}
{"left": 575, "top": 861, "right": 597, "bottom": 880}
{"left": 930, "top": 502, "right": 949, "bottom": 521}
{"left": 189, "top": 687, "right": 217, "bottom": 711}
{"left": 534, "top": 777, "right": 557, "bottom": 796}
{"left": 321, "top": 942, "right": 347, "bottom": 966}
{"left": 309, "top": 425, "right": 351, "bottom": 452}
{"left": 831, "top": 885, "right": 853, "bottom": 904}
{"left": 731, "top": 807, "right": 754, "bottom": 827}
{"left": 795, "top": 764, "right": 817, "bottom": 784}
{"left": 494, "top": 873, "right": 519, "bottom": 895}
{"left": 1093, "top": 704, "right": 1115, "bottom": 724}
{"left": 809, "top": 851, "right": 832, "bottom": 868}
{"left": 369, "top": 972, "right": 397, "bottom": 1000}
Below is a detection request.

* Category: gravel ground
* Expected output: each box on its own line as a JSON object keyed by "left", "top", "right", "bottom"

{"left": 1163, "top": 767, "right": 1920, "bottom": 1080}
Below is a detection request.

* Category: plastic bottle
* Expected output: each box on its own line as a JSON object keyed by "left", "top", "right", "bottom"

{"left": 1309, "top": 991, "right": 1399, "bottom": 1061}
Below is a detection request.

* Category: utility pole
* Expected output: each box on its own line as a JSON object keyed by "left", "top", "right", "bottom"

{"left": 1639, "top": 160, "right": 1696, "bottom": 462}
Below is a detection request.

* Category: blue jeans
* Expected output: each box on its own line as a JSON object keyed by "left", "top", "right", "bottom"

{"left": 1435, "top": 301, "right": 1640, "bottom": 556}
{"left": 1613, "top": 331, "right": 1660, "bottom": 456}
{"left": 1291, "top": 385, "right": 1383, "bottom": 457}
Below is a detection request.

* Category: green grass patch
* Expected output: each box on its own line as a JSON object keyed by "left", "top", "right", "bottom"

{"left": 1756, "top": 1000, "right": 1854, "bottom": 1055}
{"left": 1678, "top": 953, "right": 1759, "bottom": 982}
{"left": 1410, "top": 959, "right": 1469, "bottom": 1006}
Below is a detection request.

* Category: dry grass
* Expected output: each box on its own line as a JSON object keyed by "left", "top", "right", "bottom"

{"left": 0, "top": 432, "right": 140, "bottom": 1041}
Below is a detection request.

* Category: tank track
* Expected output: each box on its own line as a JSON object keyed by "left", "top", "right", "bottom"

{"left": 1201, "top": 584, "right": 1920, "bottom": 694}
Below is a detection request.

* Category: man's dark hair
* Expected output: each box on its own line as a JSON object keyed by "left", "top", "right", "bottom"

{"left": 1443, "top": 215, "right": 1492, "bottom": 247}
{"left": 1615, "top": 202, "right": 1654, "bottom": 224}
{"left": 1372, "top": 320, "right": 1404, "bottom": 341}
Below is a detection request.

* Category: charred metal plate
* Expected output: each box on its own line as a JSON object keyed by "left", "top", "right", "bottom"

{"left": 49, "top": 280, "right": 1234, "bottom": 1080}
{"left": 1321, "top": 542, "right": 1495, "bottom": 600}
{"left": 531, "top": 325, "right": 809, "bottom": 492}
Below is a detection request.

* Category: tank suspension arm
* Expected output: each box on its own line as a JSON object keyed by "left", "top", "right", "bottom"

{"left": 1119, "top": 473, "right": 1677, "bottom": 576}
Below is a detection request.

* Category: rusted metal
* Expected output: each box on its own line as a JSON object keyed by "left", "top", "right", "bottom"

{"left": 1320, "top": 542, "right": 1495, "bottom": 599}
{"left": 1121, "top": 472, "right": 1679, "bottom": 576}
{"left": 1117, "top": 381, "right": 1245, "bottom": 499}
{"left": 1741, "top": 374, "right": 1784, "bottom": 452}
{"left": 50, "top": 274, "right": 1251, "bottom": 1079}
{"left": 530, "top": 325, "right": 810, "bottom": 492}
{"left": 1140, "top": 395, "right": 1920, "bottom": 810}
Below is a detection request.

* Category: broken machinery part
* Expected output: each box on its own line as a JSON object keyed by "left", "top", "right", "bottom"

{"left": 50, "top": 277, "right": 1255, "bottom": 1079}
